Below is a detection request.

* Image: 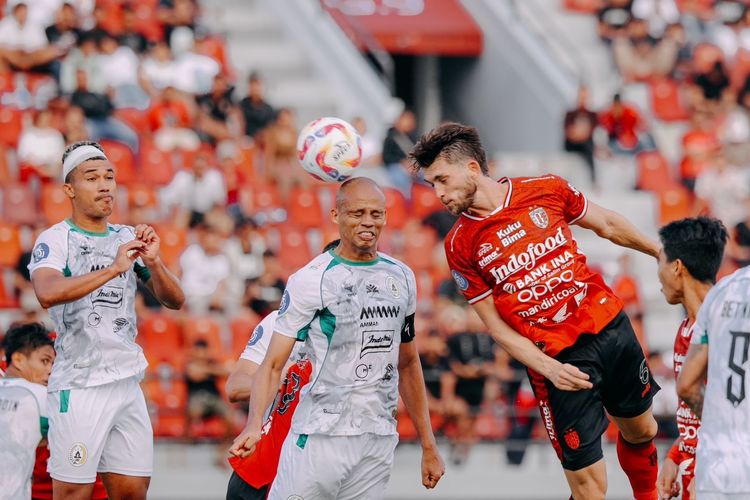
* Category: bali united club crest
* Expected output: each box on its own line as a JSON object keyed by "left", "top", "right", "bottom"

{"left": 564, "top": 428, "right": 580, "bottom": 450}
{"left": 529, "top": 207, "right": 549, "bottom": 229}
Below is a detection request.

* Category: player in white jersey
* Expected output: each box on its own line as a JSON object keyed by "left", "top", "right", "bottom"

{"left": 28, "top": 141, "right": 185, "bottom": 500}
{"left": 231, "top": 178, "right": 445, "bottom": 499}
{"left": 0, "top": 323, "right": 55, "bottom": 500}
{"left": 678, "top": 265, "right": 750, "bottom": 499}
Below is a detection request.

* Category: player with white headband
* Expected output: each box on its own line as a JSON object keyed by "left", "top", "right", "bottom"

{"left": 28, "top": 140, "right": 185, "bottom": 500}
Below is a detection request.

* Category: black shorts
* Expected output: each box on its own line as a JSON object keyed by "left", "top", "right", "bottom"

{"left": 528, "top": 311, "right": 660, "bottom": 471}
{"left": 226, "top": 471, "right": 269, "bottom": 500}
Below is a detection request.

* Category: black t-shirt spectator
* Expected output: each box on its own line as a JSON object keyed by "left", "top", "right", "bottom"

{"left": 45, "top": 25, "right": 81, "bottom": 45}
{"left": 197, "top": 87, "right": 235, "bottom": 122}
{"left": 71, "top": 90, "right": 114, "bottom": 118}
{"left": 382, "top": 127, "right": 416, "bottom": 165}
{"left": 239, "top": 97, "right": 275, "bottom": 137}
{"left": 119, "top": 31, "right": 149, "bottom": 54}
{"left": 421, "top": 351, "right": 449, "bottom": 400}
{"left": 447, "top": 332, "right": 495, "bottom": 409}
{"left": 695, "top": 70, "right": 730, "bottom": 101}
{"left": 564, "top": 108, "right": 597, "bottom": 145}
{"left": 16, "top": 251, "right": 32, "bottom": 282}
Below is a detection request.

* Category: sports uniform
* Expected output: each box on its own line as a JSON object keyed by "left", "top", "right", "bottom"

{"left": 31, "top": 447, "right": 108, "bottom": 500}
{"left": 667, "top": 319, "right": 700, "bottom": 499}
{"left": 0, "top": 378, "right": 48, "bottom": 500}
{"left": 227, "top": 311, "right": 312, "bottom": 500}
{"left": 692, "top": 266, "right": 750, "bottom": 499}
{"left": 28, "top": 219, "right": 153, "bottom": 484}
{"left": 267, "top": 249, "right": 416, "bottom": 500}
{"left": 445, "top": 174, "right": 659, "bottom": 470}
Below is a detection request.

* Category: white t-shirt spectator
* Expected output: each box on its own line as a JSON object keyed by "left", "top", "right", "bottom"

{"left": 171, "top": 53, "right": 220, "bottom": 95}
{"left": 160, "top": 169, "right": 227, "bottom": 214}
{"left": 141, "top": 57, "right": 178, "bottom": 91}
{"left": 179, "top": 243, "right": 230, "bottom": 300}
{"left": 10, "top": 0, "right": 64, "bottom": 32}
{"left": 695, "top": 163, "right": 750, "bottom": 228}
{"left": 18, "top": 125, "right": 65, "bottom": 166}
{"left": 0, "top": 14, "right": 48, "bottom": 51}
{"left": 224, "top": 235, "right": 266, "bottom": 300}
{"left": 99, "top": 46, "right": 141, "bottom": 87}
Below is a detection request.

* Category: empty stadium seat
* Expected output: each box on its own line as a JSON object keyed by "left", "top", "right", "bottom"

{"left": 183, "top": 316, "right": 224, "bottom": 356}
{"left": 100, "top": 140, "right": 136, "bottom": 185}
{"left": 153, "top": 224, "right": 187, "bottom": 268}
{"left": 139, "top": 314, "right": 183, "bottom": 354}
{"left": 40, "top": 183, "right": 71, "bottom": 225}
{"left": 0, "top": 222, "right": 21, "bottom": 268}
{"left": 287, "top": 186, "right": 323, "bottom": 229}
{"left": 402, "top": 225, "right": 438, "bottom": 272}
{"left": 658, "top": 185, "right": 693, "bottom": 225}
{"left": 278, "top": 227, "right": 313, "bottom": 272}
{"left": 229, "top": 313, "right": 261, "bottom": 357}
{"left": 140, "top": 142, "right": 175, "bottom": 186}
{"left": 0, "top": 107, "right": 23, "bottom": 147}
{"left": 411, "top": 183, "right": 443, "bottom": 219}
{"left": 383, "top": 188, "right": 408, "bottom": 230}
{"left": 238, "top": 183, "right": 283, "bottom": 217}
{"left": 114, "top": 108, "right": 150, "bottom": 134}
{"left": 635, "top": 151, "right": 673, "bottom": 191}
{"left": 650, "top": 78, "right": 691, "bottom": 122}
{"left": 2, "top": 183, "right": 36, "bottom": 225}
{"left": 127, "top": 184, "right": 158, "bottom": 209}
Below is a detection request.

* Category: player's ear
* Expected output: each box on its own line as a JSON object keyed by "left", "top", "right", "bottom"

{"left": 62, "top": 182, "right": 75, "bottom": 199}
{"left": 330, "top": 207, "right": 339, "bottom": 225}
{"left": 10, "top": 351, "right": 26, "bottom": 370}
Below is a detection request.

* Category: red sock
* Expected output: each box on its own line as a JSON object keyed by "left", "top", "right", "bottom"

{"left": 616, "top": 432, "right": 658, "bottom": 500}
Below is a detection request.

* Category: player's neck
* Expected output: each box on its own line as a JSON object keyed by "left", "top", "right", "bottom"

{"left": 683, "top": 280, "right": 713, "bottom": 322}
{"left": 334, "top": 244, "right": 378, "bottom": 263}
{"left": 69, "top": 211, "right": 109, "bottom": 234}
{"left": 468, "top": 176, "right": 508, "bottom": 217}
{"left": 3, "top": 365, "right": 22, "bottom": 379}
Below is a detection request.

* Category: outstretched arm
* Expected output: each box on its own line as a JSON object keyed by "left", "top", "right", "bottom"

{"left": 398, "top": 340, "right": 445, "bottom": 489}
{"left": 575, "top": 201, "right": 660, "bottom": 258}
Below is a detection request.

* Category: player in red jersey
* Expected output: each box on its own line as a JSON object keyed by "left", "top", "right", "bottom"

{"left": 655, "top": 217, "right": 728, "bottom": 500}
{"left": 410, "top": 123, "right": 662, "bottom": 500}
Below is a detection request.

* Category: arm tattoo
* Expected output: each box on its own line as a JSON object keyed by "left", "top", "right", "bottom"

{"left": 683, "top": 386, "right": 704, "bottom": 420}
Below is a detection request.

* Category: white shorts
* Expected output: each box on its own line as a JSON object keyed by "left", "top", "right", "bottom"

{"left": 698, "top": 494, "right": 750, "bottom": 500}
{"left": 48, "top": 376, "right": 153, "bottom": 483}
{"left": 269, "top": 432, "right": 398, "bottom": 500}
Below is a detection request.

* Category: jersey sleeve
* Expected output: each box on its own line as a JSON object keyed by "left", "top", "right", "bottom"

{"left": 444, "top": 228, "right": 492, "bottom": 305}
{"left": 239, "top": 311, "right": 278, "bottom": 364}
{"left": 28, "top": 227, "right": 68, "bottom": 276}
{"left": 401, "top": 265, "right": 417, "bottom": 343}
{"left": 274, "top": 270, "right": 322, "bottom": 341}
{"left": 548, "top": 175, "right": 588, "bottom": 224}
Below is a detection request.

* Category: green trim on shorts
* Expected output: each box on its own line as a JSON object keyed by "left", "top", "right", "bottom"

{"left": 60, "top": 389, "right": 70, "bottom": 413}
{"left": 40, "top": 416, "right": 49, "bottom": 438}
{"left": 296, "top": 434, "right": 308, "bottom": 449}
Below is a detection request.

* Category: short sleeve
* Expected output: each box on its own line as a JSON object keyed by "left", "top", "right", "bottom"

{"left": 401, "top": 265, "right": 417, "bottom": 343}
{"left": 444, "top": 231, "right": 492, "bottom": 305}
{"left": 549, "top": 175, "right": 588, "bottom": 224}
{"left": 28, "top": 228, "right": 68, "bottom": 276}
{"left": 239, "top": 311, "right": 278, "bottom": 364}
{"left": 274, "top": 271, "right": 322, "bottom": 341}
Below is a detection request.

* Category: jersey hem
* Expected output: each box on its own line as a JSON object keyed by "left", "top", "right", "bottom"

{"left": 29, "top": 263, "right": 64, "bottom": 274}
{"left": 467, "top": 289, "right": 493, "bottom": 304}
{"left": 568, "top": 195, "right": 589, "bottom": 224}
{"left": 47, "top": 370, "right": 146, "bottom": 392}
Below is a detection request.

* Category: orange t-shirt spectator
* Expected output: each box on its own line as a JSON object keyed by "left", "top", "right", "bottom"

{"left": 599, "top": 94, "right": 654, "bottom": 153}
{"left": 147, "top": 86, "right": 200, "bottom": 152}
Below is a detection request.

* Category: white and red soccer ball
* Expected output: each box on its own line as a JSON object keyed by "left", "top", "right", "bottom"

{"left": 296, "top": 117, "right": 362, "bottom": 183}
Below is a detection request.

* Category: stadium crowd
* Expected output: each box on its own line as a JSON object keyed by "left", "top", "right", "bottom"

{"left": 6, "top": 0, "right": 747, "bottom": 468}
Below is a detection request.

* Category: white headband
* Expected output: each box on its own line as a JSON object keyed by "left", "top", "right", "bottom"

{"left": 62, "top": 145, "right": 108, "bottom": 182}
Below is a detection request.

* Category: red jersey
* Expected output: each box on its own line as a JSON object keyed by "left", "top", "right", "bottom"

{"left": 667, "top": 318, "right": 700, "bottom": 497}
{"left": 228, "top": 358, "right": 312, "bottom": 489}
{"left": 32, "top": 446, "right": 108, "bottom": 499}
{"left": 445, "top": 175, "right": 623, "bottom": 357}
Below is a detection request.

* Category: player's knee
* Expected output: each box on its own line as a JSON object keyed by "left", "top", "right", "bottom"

{"left": 570, "top": 474, "right": 607, "bottom": 500}
{"left": 621, "top": 417, "right": 658, "bottom": 444}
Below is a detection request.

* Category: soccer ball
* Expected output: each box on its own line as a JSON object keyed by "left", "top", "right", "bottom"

{"left": 296, "top": 117, "right": 362, "bottom": 183}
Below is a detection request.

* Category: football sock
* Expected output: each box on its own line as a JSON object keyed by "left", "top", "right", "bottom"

{"left": 616, "top": 432, "right": 658, "bottom": 500}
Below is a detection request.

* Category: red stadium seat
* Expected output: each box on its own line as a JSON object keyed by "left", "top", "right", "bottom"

{"left": 132, "top": 3, "right": 163, "bottom": 41}
{"left": 0, "top": 107, "right": 23, "bottom": 147}
{"left": 114, "top": 108, "right": 150, "bottom": 135}
{"left": 2, "top": 183, "right": 36, "bottom": 225}
{"left": 383, "top": 188, "right": 408, "bottom": 230}
{"left": 636, "top": 151, "right": 673, "bottom": 191}
{"left": 100, "top": 140, "right": 136, "bottom": 185}
{"left": 139, "top": 314, "right": 182, "bottom": 353}
{"left": 650, "top": 78, "right": 691, "bottom": 122}
{"left": 140, "top": 142, "right": 175, "bottom": 186}
{"left": 144, "top": 378, "right": 187, "bottom": 412}
{"left": 127, "top": 184, "right": 158, "bottom": 209}
{"left": 564, "top": 0, "right": 601, "bottom": 13}
{"left": 183, "top": 316, "right": 224, "bottom": 356}
{"left": 0, "top": 222, "right": 21, "bottom": 268}
{"left": 402, "top": 225, "right": 437, "bottom": 272}
{"left": 278, "top": 227, "right": 313, "bottom": 272}
{"left": 411, "top": 183, "right": 443, "bottom": 219}
{"left": 229, "top": 313, "right": 261, "bottom": 357}
{"left": 287, "top": 186, "right": 324, "bottom": 229}
{"left": 0, "top": 272, "right": 18, "bottom": 308}
{"left": 658, "top": 185, "right": 693, "bottom": 225}
{"left": 0, "top": 146, "right": 11, "bottom": 184}
{"left": 152, "top": 413, "right": 187, "bottom": 438}
{"left": 238, "top": 183, "right": 283, "bottom": 217}
{"left": 153, "top": 224, "right": 187, "bottom": 268}
{"left": 40, "top": 183, "right": 71, "bottom": 225}
{"left": 198, "top": 36, "right": 233, "bottom": 78}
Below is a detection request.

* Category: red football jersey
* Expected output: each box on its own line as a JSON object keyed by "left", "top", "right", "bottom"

{"left": 228, "top": 359, "right": 313, "bottom": 489}
{"left": 667, "top": 318, "right": 699, "bottom": 496}
{"left": 32, "top": 446, "right": 108, "bottom": 499}
{"left": 445, "top": 175, "right": 623, "bottom": 357}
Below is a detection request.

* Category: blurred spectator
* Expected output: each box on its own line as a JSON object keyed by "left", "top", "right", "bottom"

{"left": 597, "top": 0, "right": 634, "bottom": 42}
{"left": 60, "top": 31, "right": 105, "bottom": 94}
{"left": 351, "top": 115, "right": 383, "bottom": 167}
{"left": 170, "top": 27, "right": 220, "bottom": 95}
{"left": 563, "top": 86, "right": 598, "bottom": 183}
{"left": 63, "top": 104, "right": 89, "bottom": 142}
{"left": 418, "top": 329, "right": 452, "bottom": 417}
{"left": 160, "top": 150, "right": 227, "bottom": 227}
{"left": 726, "top": 198, "right": 750, "bottom": 268}
{"left": 694, "top": 148, "right": 750, "bottom": 228}
{"left": 244, "top": 250, "right": 285, "bottom": 316}
{"left": 185, "top": 339, "right": 233, "bottom": 438}
{"left": 239, "top": 72, "right": 275, "bottom": 139}
{"left": 216, "top": 141, "right": 245, "bottom": 219}
{"left": 613, "top": 26, "right": 678, "bottom": 81}
{"left": 71, "top": 69, "right": 139, "bottom": 152}
{"left": 98, "top": 32, "right": 149, "bottom": 109}
{"left": 631, "top": 0, "right": 679, "bottom": 38}
{"left": 13, "top": 224, "right": 45, "bottom": 319}
{"left": 148, "top": 85, "right": 200, "bottom": 152}
{"left": 224, "top": 217, "right": 266, "bottom": 308}
{"left": 599, "top": 93, "right": 656, "bottom": 154}
{"left": 610, "top": 253, "right": 646, "bottom": 351}
{"left": 264, "top": 107, "right": 304, "bottom": 196}
{"left": 45, "top": 3, "right": 81, "bottom": 47}
{"left": 17, "top": 109, "right": 65, "bottom": 183}
{"left": 501, "top": 353, "right": 538, "bottom": 466}
{"left": 159, "top": 0, "right": 199, "bottom": 47}
{"left": 679, "top": 111, "right": 719, "bottom": 190}
{"left": 141, "top": 40, "right": 178, "bottom": 97}
{"left": 382, "top": 109, "right": 417, "bottom": 197}
{"left": 119, "top": 5, "right": 149, "bottom": 55}
{"left": 195, "top": 74, "right": 236, "bottom": 144}
{"left": 710, "top": 1, "right": 749, "bottom": 60}
{"left": 647, "top": 350, "right": 679, "bottom": 438}
{"left": 179, "top": 224, "right": 230, "bottom": 313}
{"left": 0, "top": 2, "right": 64, "bottom": 73}
{"left": 693, "top": 60, "right": 731, "bottom": 110}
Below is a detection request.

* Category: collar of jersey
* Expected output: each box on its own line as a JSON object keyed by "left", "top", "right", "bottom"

{"left": 328, "top": 249, "right": 380, "bottom": 266}
{"left": 461, "top": 177, "right": 512, "bottom": 221}
{"left": 65, "top": 218, "right": 110, "bottom": 237}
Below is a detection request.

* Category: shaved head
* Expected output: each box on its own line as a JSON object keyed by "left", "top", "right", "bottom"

{"left": 336, "top": 177, "right": 385, "bottom": 210}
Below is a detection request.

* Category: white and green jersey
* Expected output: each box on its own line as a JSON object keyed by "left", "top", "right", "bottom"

{"left": 28, "top": 220, "right": 151, "bottom": 391}
{"left": 0, "top": 378, "right": 48, "bottom": 500}
{"left": 275, "top": 250, "right": 416, "bottom": 437}
{"left": 692, "top": 266, "right": 750, "bottom": 494}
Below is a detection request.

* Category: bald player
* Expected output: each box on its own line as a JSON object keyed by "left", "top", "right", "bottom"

{"left": 231, "top": 177, "right": 445, "bottom": 499}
